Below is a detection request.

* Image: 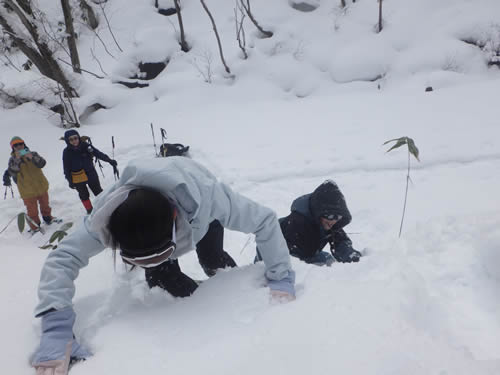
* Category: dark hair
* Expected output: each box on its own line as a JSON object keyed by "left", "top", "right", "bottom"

{"left": 108, "top": 188, "right": 174, "bottom": 254}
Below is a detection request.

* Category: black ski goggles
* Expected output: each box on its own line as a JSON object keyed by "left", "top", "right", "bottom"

{"left": 120, "top": 223, "right": 176, "bottom": 268}
{"left": 321, "top": 213, "right": 342, "bottom": 221}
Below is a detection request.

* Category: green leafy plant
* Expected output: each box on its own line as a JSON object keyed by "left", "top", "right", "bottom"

{"left": 383, "top": 136, "right": 420, "bottom": 237}
{"left": 39, "top": 222, "right": 73, "bottom": 250}
{"left": 17, "top": 212, "right": 25, "bottom": 233}
{"left": 17, "top": 212, "right": 45, "bottom": 234}
{"left": 15, "top": 213, "right": 73, "bottom": 248}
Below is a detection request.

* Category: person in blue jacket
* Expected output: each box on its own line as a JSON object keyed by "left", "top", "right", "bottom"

{"left": 63, "top": 130, "right": 117, "bottom": 214}
{"left": 31, "top": 157, "right": 295, "bottom": 375}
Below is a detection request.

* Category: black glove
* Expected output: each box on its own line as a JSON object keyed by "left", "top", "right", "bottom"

{"left": 3, "top": 171, "right": 11, "bottom": 187}
{"left": 109, "top": 159, "right": 117, "bottom": 167}
{"left": 331, "top": 242, "right": 361, "bottom": 263}
{"left": 145, "top": 259, "right": 198, "bottom": 297}
{"left": 68, "top": 181, "right": 76, "bottom": 189}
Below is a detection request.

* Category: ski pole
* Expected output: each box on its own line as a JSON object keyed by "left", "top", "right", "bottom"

{"left": 97, "top": 159, "right": 105, "bottom": 178}
{"left": 0, "top": 214, "right": 17, "bottom": 235}
{"left": 112, "top": 136, "right": 119, "bottom": 181}
{"left": 160, "top": 128, "right": 167, "bottom": 157}
{"left": 3, "top": 186, "right": 6, "bottom": 200}
{"left": 9, "top": 185, "right": 13, "bottom": 198}
{"left": 24, "top": 213, "right": 46, "bottom": 234}
{"left": 150, "top": 123, "right": 158, "bottom": 157}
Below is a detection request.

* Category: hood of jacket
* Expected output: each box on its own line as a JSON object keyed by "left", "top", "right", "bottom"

{"left": 292, "top": 180, "right": 352, "bottom": 230}
{"left": 64, "top": 129, "right": 80, "bottom": 148}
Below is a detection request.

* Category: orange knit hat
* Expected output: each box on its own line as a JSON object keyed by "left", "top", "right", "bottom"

{"left": 10, "top": 136, "right": 24, "bottom": 149}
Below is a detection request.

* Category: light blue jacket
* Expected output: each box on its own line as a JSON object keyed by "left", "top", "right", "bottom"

{"left": 35, "top": 157, "right": 292, "bottom": 316}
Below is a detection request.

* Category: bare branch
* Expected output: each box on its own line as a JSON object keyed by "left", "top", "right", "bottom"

{"left": 90, "top": 46, "right": 107, "bottom": 75}
{"left": 199, "top": 0, "right": 231, "bottom": 74}
{"left": 57, "top": 57, "right": 103, "bottom": 78}
{"left": 55, "top": 82, "right": 80, "bottom": 127}
{"left": 234, "top": 1, "right": 247, "bottom": 59}
{"left": 77, "top": 19, "right": 116, "bottom": 59}
{"left": 0, "top": 52, "right": 22, "bottom": 71}
{"left": 189, "top": 50, "right": 213, "bottom": 83}
{"left": 96, "top": 1, "right": 122, "bottom": 52}
{"left": 239, "top": 0, "right": 272, "bottom": 38}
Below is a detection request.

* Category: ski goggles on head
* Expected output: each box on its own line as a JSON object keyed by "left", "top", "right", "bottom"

{"left": 321, "top": 213, "right": 342, "bottom": 221}
{"left": 12, "top": 142, "right": 25, "bottom": 148}
{"left": 120, "top": 222, "right": 177, "bottom": 268}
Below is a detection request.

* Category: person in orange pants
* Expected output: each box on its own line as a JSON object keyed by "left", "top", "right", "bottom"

{"left": 5, "top": 136, "right": 56, "bottom": 232}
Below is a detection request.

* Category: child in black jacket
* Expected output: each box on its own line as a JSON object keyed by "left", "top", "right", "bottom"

{"left": 257, "top": 180, "right": 362, "bottom": 266}
{"left": 63, "top": 130, "right": 117, "bottom": 213}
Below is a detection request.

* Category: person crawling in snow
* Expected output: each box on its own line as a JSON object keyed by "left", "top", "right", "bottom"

{"left": 63, "top": 129, "right": 117, "bottom": 214}
{"left": 31, "top": 157, "right": 295, "bottom": 375}
{"left": 5, "top": 136, "right": 57, "bottom": 232}
{"left": 257, "top": 180, "right": 362, "bottom": 266}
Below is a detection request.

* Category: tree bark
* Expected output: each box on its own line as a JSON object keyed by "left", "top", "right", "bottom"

{"left": 173, "top": 0, "right": 189, "bottom": 52}
{"left": 79, "top": 0, "right": 98, "bottom": 29}
{"left": 60, "top": 0, "right": 81, "bottom": 73}
{"left": 378, "top": 0, "right": 383, "bottom": 33}
{"left": 1, "top": 1, "right": 77, "bottom": 97}
{"left": 16, "top": 0, "right": 32, "bottom": 15}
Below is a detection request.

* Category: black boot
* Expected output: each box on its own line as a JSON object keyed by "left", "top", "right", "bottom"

{"left": 43, "top": 216, "right": 54, "bottom": 224}
{"left": 145, "top": 259, "right": 198, "bottom": 297}
{"left": 199, "top": 251, "right": 237, "bottom": 277}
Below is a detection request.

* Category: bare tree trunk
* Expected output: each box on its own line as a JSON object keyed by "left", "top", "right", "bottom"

{"left": 378, "top": 0, "right": 383, "bottom": 33}
{"left": 16, "top": 0, "right": 33, "bottom": 15}
{"left": 0, "top": 14, "right": 50, "bottom": 77}
{"left": 79, "top": 0, "right": 99, "bottom": 29}
{"left": 199, "top": 0, "right": 231, "bottom": 74}
{"left": 1, "top": 1, "right": 77, "bottom": 97}
{"left": 60, "top": 0, "right": 81, "bottom": 73}
{"left": 173, "top": 0, "right": 189, "bottom": 52}
{"left": 240, "top": 0, "right": 272, "bottom": 38}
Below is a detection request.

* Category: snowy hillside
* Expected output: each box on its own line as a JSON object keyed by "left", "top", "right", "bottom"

{"left": 1, "top": 0, "right": 500, "bottom": 374}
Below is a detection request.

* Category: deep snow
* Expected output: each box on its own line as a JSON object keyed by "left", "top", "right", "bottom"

{"left": 1, "top": 0, "right": 499, "bottom": 374}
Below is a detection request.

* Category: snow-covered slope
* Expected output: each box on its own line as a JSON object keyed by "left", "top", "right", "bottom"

{"left": 1, "top": 0, "right": 499, "bottom": 374}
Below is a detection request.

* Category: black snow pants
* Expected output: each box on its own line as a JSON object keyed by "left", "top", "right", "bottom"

{"left": 145, "top": 220, "right": 237, "bottom": 297}
{"left": 74, "top": 178, "right": 103, "bottom": 201}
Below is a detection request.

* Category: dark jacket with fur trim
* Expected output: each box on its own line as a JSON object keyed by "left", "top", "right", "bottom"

{"left": 279, "top": 180, "right": 352, "bottom": 259}
{"left": 62, "top": 131, "right": 111, "bottom": 185}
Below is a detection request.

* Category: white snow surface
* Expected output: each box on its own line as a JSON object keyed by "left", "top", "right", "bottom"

{"left": 1, "top": 0, "right": 500, "bottom": 373}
